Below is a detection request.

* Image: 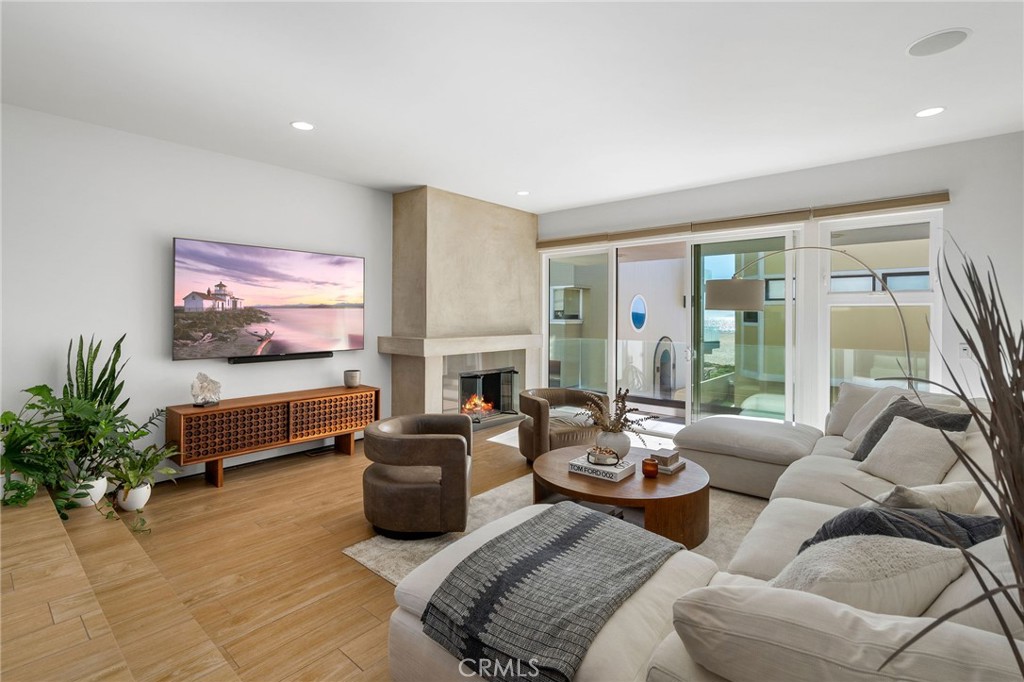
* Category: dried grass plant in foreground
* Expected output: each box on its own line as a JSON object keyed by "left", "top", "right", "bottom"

{"left": 884, "top": 248, "right": 1023, "bottom": 673}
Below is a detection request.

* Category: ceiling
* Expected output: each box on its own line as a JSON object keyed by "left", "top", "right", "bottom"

{"left": 3, "top": 2, "right": 1022, "bottom": 214}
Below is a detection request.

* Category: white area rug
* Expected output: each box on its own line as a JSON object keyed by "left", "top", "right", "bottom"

{"left": 640, "top": 419, "right": 686, "bottom": 438}
{"left": 486, "top": 426, "right": 520, "bottom": 448}
{"left": 343, "top": 474, "right": 766, "bottom": 585}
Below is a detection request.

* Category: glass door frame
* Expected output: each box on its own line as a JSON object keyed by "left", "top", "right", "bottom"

{"left": 541, "top": 245, "right": 617, "bottom": 395}
{"left": 686, "top": 226, "right": 799, "bottom": 424}
{"left": 541, "top": 235, "right": 692, "bottom": 400}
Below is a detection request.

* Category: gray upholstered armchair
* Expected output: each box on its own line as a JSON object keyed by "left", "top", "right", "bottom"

{"left": 517, "top": 388, "right": 608, "bottom": 463}
{"left": 362, "top": 413, "right": 472, "bottom": 536}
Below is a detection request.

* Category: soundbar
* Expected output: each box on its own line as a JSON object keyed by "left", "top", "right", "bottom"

{"left": 228, "top": 351, "right": 334, "bottom": 364}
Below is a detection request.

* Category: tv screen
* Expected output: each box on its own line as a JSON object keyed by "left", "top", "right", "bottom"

{"left": 173, "top": 238, "right": 364, "bottom": 361}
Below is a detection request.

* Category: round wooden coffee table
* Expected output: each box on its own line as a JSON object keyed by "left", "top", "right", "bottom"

{"left": 532, "top": 445, "right": 710, "bottom": 548}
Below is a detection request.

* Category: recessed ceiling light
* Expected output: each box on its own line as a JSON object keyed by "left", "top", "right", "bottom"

{"left": 290, "top": 121, "right": 315, "bottom": 131}
{"left": 516, "top": 190, "right": 530, "bottom": 196}
{"left": 916, "top": 107, "right": 946, "bottom": 118}
{"left": 907, "top": 28, "right": 971, "bottom": 57}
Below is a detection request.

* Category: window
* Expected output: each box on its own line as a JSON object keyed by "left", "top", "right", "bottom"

{"left": 829, "top": 222, "right": 931, "bottom": 293}
{"left": 820, "top": 210, "right": 942, "bottom": 406}
{"left": 830, "top": 274, "right": 874, "bottom": 293}
{"left": 883, "top": 271, "right": 930, "bottom": 291}
{"left": 765, "top": 278, "right": 786, "bottom": 301}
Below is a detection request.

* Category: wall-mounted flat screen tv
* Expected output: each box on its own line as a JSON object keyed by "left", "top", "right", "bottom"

{"left": 173, "top": 238, "right": 364, "bottom": 361}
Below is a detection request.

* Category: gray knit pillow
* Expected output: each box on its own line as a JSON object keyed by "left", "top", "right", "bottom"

{"left": 800, "top": 506, "right": 1003, "bottom": 554}
{"left": 852, "top": 396, "right": 971, "bottom": 461}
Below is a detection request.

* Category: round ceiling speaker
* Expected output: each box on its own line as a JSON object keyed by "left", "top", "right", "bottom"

{"left": 908, "top": 28, "right": 972, "bottom": 57}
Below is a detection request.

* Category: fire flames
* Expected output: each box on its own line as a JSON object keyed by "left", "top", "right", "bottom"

{"left": 462, "top": 393, "right": 494, "bottom": 415}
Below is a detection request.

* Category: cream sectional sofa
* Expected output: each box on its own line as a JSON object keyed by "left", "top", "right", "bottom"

{"left": 388, "top": 385, "right": 1022, "bottom": 681}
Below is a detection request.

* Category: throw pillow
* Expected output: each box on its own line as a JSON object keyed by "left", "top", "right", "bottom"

{"left": 841, "top": 386, "right": 962, "bottom": 443}
{"left": 841, "top": 386, "right": 907, "bottom": 441}
{"left": 862, "top": 480, "right": 982, "bottom": 514}
{"left": 923, "top": 535, "right": 1023, "bottom": 640}
{"left": 799, "top": 506, "right": 1004, "bottom": 553}
{"left": 770, "top": 535, "right": 965, "bottom": 616}
{"left": 672, "top": 586, "right": 1024, "bottom": 682}
{"left": 824, "top": 382, "right": 879, "bottom": 436}
{"left": 849, "top": 396, "right": 972, "bottom": 461}
{"left": 857, "top": 416, "right": 965, "bottom": 486}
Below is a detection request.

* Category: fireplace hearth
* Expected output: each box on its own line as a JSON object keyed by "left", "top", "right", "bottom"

{"left": 459, "top": 367, "right": 519, "bottom": 424}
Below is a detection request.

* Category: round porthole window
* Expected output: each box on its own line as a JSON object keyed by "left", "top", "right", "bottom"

{"left": 630, "top": 295, "right": 647, "bottom": 331}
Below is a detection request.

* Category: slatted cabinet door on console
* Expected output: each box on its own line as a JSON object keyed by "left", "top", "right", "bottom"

{"left": 166, "top": 385, "right": 380, "bottom": 487}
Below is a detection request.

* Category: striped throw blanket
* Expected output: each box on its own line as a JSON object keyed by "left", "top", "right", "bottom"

{"left": 421, "top": 502, "right": 682, "bottom": 682}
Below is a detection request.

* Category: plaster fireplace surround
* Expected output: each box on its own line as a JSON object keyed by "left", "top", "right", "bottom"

{"left": 379, "top": 187, "right": 542, "bottom": 416}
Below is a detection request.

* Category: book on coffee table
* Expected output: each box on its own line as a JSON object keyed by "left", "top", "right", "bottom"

{"left": 658, "top": 458, "right": 687, "bottom": 475}
{"left": 567, "top": 454, "right": 636, "bottom": 482}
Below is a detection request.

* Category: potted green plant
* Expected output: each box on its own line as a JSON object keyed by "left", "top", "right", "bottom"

{"left": 1, "top": 399, "right": 60, "bottom": 505}
{"left": 3, "top": 334, "right": 166, "bottom": 519}
{"left": 1, "top": 386, "right": 89, "bottom": 517}
{"left": 107, "top": 410, "right": 178, "bottom": 511}
{"left": 55, "top": 335, "right": 131, "bottom": 503}
{"left": 578, "top": 388, "right": 649, "bottom": 462}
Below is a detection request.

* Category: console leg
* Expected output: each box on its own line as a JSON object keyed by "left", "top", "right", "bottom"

{"left": 205, "top": 460, "right": 224, "bottom": 487}
{"left": 335, "top": 432, "right": 355, "bottom": 455}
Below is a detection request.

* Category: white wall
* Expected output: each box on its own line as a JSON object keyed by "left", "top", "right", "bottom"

{"left": 542, "top": 133, "right": 1024, "bottom": 400}
{"left": 1, "top": 106, "right": 393, "bottom": 475}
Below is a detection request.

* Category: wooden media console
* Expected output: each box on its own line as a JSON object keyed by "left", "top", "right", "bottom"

{"left": 166, "top": 385, "right": 380, "bottom": 487}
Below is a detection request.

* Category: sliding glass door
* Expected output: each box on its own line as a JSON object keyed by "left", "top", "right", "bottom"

{"left": 615, "top": 244, "right": 689, "bottom": 413}
{"left": 691, "top": 237, "right": 788, "bottom": 422}
{"left": 547, "top": 253, "right": 609, "bottom": 391}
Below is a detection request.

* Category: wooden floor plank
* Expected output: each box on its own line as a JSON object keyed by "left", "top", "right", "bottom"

{"left": 233, "top": 607, "right": 381, "bottom": 682}
{"left": 279, "top": 648, "right": 362, "bottom": 682}
{"left": 0, "top": 601, "right": 55, "bottom": 642}
{"left": 2, "top": 633, "right": 134, "bottom": 682}
{"left": 340, "top": 618, "right": 390, "bottom": 671}
{"left": 1, "top": 616, "right": 91, "bottom": 670}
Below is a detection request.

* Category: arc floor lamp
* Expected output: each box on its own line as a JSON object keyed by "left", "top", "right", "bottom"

{"left": 703, "top": 245, "right": 914, "bottom": 390}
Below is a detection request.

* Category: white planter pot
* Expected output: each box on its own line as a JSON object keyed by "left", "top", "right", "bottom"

{"left": 596, "top": 431, "right": 631, "bottom": 458}
{"left": 116, "top": 483, "right": 152, "bottom": 512}
{"left": 80, "top": 476, "right": 108, "bottom": 506}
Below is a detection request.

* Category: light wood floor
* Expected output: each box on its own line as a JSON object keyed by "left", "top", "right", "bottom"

{"left": 126, "top": 422, "right": 529, "bottom": 681}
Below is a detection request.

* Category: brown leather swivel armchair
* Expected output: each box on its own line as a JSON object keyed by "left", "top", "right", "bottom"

{"left": 517, "top": 388, "right": 608, "bottom": 463}
{"left": 362, "top": 414, "right": 472, "bottom": 536}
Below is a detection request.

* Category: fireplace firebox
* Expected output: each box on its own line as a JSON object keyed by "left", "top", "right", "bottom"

{"left": 459, "top": 367, "right": 519, "bottom": 423}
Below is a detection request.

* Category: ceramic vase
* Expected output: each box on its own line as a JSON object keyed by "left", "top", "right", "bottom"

{"left": 344, "top": 370, "right": 361, "bottom": 388}
{"left": 116, "top": 483, "right": 152, "bottom": 512}
{"left": 596, "top": 431, "right": 630, "bottom": 458}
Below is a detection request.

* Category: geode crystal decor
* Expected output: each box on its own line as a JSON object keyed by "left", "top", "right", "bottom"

{"left": 190, "top": 372, "right": 221, "bottom": 407}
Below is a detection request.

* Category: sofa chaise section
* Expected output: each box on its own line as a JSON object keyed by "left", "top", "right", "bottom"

{"left": 389, "top": 505, "right": 719, "bottom": 682}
